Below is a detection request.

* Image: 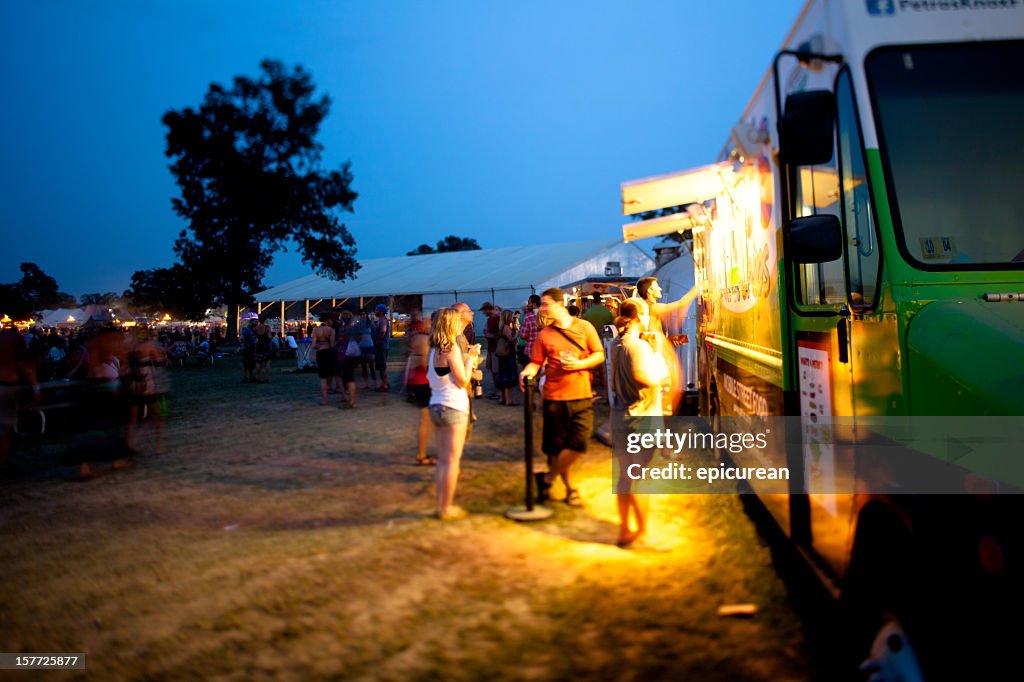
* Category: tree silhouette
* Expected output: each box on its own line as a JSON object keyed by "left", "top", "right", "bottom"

{"left": 79, "top": 292, "right": 120, "bottom": 306}
{"left": 124, "top": 265, "right": 217, "bottom": 322}
{"left": 0, "top": 263, "right": 77, "bottom": 319}
{"left": 406, "top": 235, "right": 481, "bottom": 256}
{"left": 163, "top": 60, "right": 359, "bottom": 340}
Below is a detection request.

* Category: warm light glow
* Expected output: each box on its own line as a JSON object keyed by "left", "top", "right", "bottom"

{"left": 505, "top": 458, "right": 704, "bottom": 565}
{"left": 798, "top": 166, "right": 861, "bottom": 209}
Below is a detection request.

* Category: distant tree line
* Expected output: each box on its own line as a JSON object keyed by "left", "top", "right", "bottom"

{"left": 405, "top": 233, "right": 481, "bottom": 254}
{"left": 0, "top": 263, "right": 132, "bottom": 320}
{"left": 406, "top": 235, "right": 481, "bottom": 256}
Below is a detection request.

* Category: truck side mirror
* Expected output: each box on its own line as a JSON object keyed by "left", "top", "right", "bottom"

{"left": 779, "top": 90, "right": 835, "bottom": 166}
{"left": 787, "top": 214, "right": 843, "bottom": 263}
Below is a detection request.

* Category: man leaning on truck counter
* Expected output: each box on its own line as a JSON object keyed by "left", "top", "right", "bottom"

{"left": 635, "top": 276, "right": 697, "bottom": 347}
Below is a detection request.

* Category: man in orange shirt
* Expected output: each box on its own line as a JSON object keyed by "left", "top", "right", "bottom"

{"left": 519, "top": 288, "right": 604, "bottom": 507}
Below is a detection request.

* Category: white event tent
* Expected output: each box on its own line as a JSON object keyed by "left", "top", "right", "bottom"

{"left": 253, "top": 239, "right": 655, "bottom": 329}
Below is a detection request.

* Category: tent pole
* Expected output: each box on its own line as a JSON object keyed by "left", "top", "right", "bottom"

{"left": 280, "top": 301, "right": 285, "bottom": 337}
{"left": 305, "top": 300, "right": 310, "bottom": 329}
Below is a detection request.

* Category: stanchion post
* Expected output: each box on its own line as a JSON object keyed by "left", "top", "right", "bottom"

{"left": 524, "top": 375, "right": 535, "bottom": 510}
{"left": 506, "top": 375, "right": 553, "bottom": 521}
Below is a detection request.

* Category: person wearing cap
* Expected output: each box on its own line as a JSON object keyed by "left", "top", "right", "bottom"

{"left": 480, "top": 302, "right": 501, "bottom": 399}
{"left": 372, "top": 304, "right": 391, "bottom": 392}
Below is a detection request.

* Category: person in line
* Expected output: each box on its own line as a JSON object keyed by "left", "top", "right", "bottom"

{"left": 635, "top": 277, "right": 697, "bottom": 345}
{"left": 496, "top": 309, "right": 519, "bottom": 406}
{"left": 519, "top": 288, "right": 604, "bottom": 507}
{"left": 252, "top": 314, "right": 273, "bottom": 383}
{"left": 405, "top": 309, "right": 434, "bottom": 465}
{"left": 312, "top": 316, "right": 337, "bottom": 405}
{"left": 636, "top": 277, "right": 697, "bottom": 413}
{"left": 428, "top": 308, "right": 481, "bottom": 520}
{"left": 609, "top": 298, "right": 668, "bottom": 548}
{"left": 372, "top": 304, "right": 392, "bottom": 392}
{"left": 125, "top": 330, "right": 170, "bottom": 455}
{"left": 480, "top": 302, "right": 502, "bottom": 399}
{"left": 337, "top": 310, "right": 360, "bottom": 408}
{"left": 582, "top": 292, "right": 615, "bottom": 400}
{"left": 451, "top": 302, "right": 483, "bottom": 432}
{"left": 353, "top": 310, "right": 376, "bottom": 391}
{"left": 240, "top": 319, "right": 257, "bottom": 384}
{"left": 456, "top": 303, "right": 481, "bottom": 398}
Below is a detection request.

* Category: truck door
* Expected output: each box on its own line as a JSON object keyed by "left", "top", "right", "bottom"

{"left": 777, "top": 56, "right": 884, "bottom": 580}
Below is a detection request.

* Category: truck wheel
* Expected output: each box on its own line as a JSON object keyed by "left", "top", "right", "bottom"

{"left": 858, "top": 616, "right": 925, "bottom": 682}
{"left": 843, "top": 508, "right": 930, "bottom": 681}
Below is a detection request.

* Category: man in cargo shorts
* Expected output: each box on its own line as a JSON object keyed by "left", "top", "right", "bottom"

{"left": 519, "top": 288, "right": 604, "bottom": 507}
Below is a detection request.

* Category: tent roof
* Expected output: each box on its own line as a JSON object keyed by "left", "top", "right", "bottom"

{"left": 255, "top": 239, "right": 650, "bottom": 302}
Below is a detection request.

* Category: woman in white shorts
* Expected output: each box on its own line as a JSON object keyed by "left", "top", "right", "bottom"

{"left": 427, "top": 308, "right": 481, "bottom": 520}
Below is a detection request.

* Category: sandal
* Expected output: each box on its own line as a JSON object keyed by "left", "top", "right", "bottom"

{"left": 416, "top": 456, "right": 437, "bottom": 466}
{"left": 565, "top": 488, "right": 584, "bottom": 507}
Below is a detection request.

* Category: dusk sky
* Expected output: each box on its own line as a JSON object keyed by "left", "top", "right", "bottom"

{"left": 1, "top": 0, "right": 805, "bottom": 298}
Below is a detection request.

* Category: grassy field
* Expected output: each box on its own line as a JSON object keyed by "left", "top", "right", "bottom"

{"left": 1, "top": 358, "right": 828, "bottom": 681}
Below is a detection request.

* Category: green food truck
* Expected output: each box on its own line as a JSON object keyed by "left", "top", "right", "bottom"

{"left": 621, "top": 0, "right": 1024, "bottom": 678}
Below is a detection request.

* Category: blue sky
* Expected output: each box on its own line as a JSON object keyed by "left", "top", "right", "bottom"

{"left": 0, "top": 0, "right": 805, "bottom": 297}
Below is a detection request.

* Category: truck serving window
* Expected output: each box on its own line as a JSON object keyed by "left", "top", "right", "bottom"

{"left": 866, "top": 41, "right": 1024, "bottom": 269}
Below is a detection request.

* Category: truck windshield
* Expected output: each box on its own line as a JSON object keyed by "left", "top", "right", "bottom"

{"left": 866, "top": 41, "right": 1024, "bottom": 269}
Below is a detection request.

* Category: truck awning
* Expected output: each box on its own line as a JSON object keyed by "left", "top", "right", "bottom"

{"left": 620, "top": 161, "right": 733, "bottom": 242}
{"left": 620, "top": 161, "right": 734, "bottom": 216}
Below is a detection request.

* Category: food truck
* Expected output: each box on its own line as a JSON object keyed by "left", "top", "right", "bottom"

{"left": 621, "top": 0, "right": 1024, "bottom": 677}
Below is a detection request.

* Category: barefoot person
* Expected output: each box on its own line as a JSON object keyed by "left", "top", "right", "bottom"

{"left": 519, "top": 288, "right": 604, "bottom": 507}
{"left": 609, "top": 298, "right": 668, "bottom": 548}
{"left": 428, "top": 308, "right": 481, "bottom": 519}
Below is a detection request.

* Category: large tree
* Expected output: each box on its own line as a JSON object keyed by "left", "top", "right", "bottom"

{"left": 163, "top": 59, "right": 359, "bottom": 340}
{"left": 0, "top": 263, "right": 77, "bottom": 319}
{"left": 406, "top": 235, "right": 481, "bottom": 256}
{"left": 124, "top": 265, "right": 218, "bottom": 322}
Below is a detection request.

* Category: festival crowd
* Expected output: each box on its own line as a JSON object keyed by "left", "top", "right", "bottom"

{"left": 2, "top": 277, "right": 695, "bottom": 547}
